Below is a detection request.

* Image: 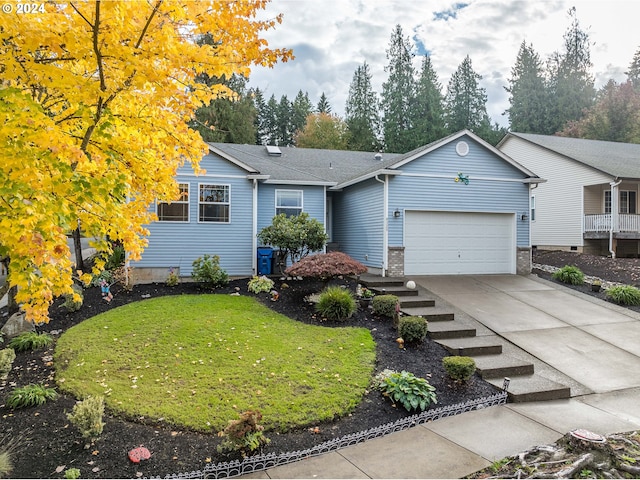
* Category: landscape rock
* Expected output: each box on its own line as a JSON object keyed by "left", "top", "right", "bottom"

{"left": 0, "top": 311, "right": 34, "bottom": 339}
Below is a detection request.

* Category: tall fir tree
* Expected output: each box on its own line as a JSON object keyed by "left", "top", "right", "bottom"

{"left": 505, "top": 41, "right": 549, "bottom": 133}
{"left": 261, "top": 94, "right": 280, "bottom": 145}
{"left": 190, "top": 74, "right": 256, "bottom": 144}
{"left": 413, "top": 55, "right": 446, "bottom": 145}
{"left": 291, "top": 90, "right": 314, "bottom": 138}
{"left": 627, "top": 46, "right": 640, "bottom": 89}
{"left": 444, "top": 55, "right": 491, "bottom": 135}
{"left": 345, "top": 62, "right": 382, "bottom": 151}
{"left": 317, "top": 92, "right": 332, "bottom": 114}
{"left": 276, "top": 95, "right": 294, "bottom": 146}
{"left": 253, "top": 88, "right": 269, "bottom": 145}
{"left": 546, "top": 7, "right": 595, "bottom": 133}
{"left": 382, "top": 24, "right": 417, "bottom": 153}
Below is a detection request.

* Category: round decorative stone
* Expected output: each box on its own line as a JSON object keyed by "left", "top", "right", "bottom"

{"left": 128, "top": 446, "right": 152, "bottom": 463}
{"left": 406, "top": 280, "right": 416, "bottom": 290}
{"left": 570, "top": 429, "right": 606, "bottom": 443}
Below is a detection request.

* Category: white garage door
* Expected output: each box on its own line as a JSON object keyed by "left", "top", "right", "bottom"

{"left": 405, "top": 211, "right": 515, "bottom": 275}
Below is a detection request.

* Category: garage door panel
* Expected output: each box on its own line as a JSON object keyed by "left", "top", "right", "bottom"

{"left": 405, "top": 211, "right": 515, "bottom": 275}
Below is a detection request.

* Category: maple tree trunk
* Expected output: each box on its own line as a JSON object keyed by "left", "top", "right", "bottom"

{"left": 72, "top": 227, "right": 84, "bottom": 273}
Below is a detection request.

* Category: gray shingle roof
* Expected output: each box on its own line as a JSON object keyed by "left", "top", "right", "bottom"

{"left": 208, "top": 143, "right": 403, "bottom": 185}
{"left": 508, "top": 132, "right": 640, "bottom": 179}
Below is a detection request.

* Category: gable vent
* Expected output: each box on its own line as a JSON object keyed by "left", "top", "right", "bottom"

{"left": 266, "top": 145, "right": 282, "bottom": 156}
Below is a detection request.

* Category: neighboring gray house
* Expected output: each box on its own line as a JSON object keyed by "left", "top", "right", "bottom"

{"left": 132, "top": 130, "right": 542, "bottom": 281}
{"left": 498, "top": 132, "right": 640, "bottom": 257}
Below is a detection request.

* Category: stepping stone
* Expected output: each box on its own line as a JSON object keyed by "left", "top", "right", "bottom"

{"left": 436, "top": 336, "right": 503, "bottom": 356}
{"left": 401, "top": 306, "right": 454, "bottom": 321}
{"left": 428, "top": 321, "right": 476, "bottom": 339}
{"left": 486, "top": 374, "right": 571, "bottom": 402}
{"left": 472, "top": 354, "right": 534, "bottom": 378}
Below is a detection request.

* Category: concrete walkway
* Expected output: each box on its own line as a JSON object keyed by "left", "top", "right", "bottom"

{"left": 244, "top": 275, "right": 640, "bottom": 479}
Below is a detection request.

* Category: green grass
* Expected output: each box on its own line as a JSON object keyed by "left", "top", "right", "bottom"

{"left": 54, "top": 295, "right": 376, "bottom": 433}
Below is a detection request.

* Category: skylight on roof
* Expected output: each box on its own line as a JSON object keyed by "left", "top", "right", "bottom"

{"left": 266, "top": 145, "right": 282, "bottom": 156}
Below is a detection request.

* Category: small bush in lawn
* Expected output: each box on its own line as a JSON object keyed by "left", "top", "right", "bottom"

{"left": 6, "top": 384, "right": 58, "bottom": 409}
{"left": 373, "top": 369, "right": 437, "bottom": 412}
{"left": 606, "top": 285, "right": 640, "bottom": 306}
{"left": 315, "top": 286, "right": 356, "bottom": 321}
{"left": 0, "top": 348, "right": 16, "bottom": 381}
{"left": 443, "top": 356, "right": 476, "bottom": 382}
{"left": 397, "top": 316, "right": 428, "bottom": 345}
{"left": 61, "top": 284, "right": 84, "bottom": 312}
{"left": 216, "top": 410, "right": 270, "bottom": 456}
{"left": 552, "top": 265, "right": 584, "bottom": 285}
{"left": 248, "top": 275, "right": 275, "bottom": 294}
{"left": 67, "top": 395, "right": 106, "bottom": 442}
{"left": 8, "top": 332, "right": 54, "bottom": 352}
{"left": 192, "top": 254, "right": 229, "bottom": 288}
{"left": 372, "top": 294, "right": 399, "bottom": 317}
{"left": 64, "top": 468, "right": 81, "bottom": 479}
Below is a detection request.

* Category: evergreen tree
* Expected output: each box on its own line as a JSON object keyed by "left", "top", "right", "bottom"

{"left": 505, "top": 41, "right": 549, "bottom": 133}
{"left": 190, "top": 74, "right": 257, "bottom": 144}
{"left": 345, "top": 61, "right": 382, "bottom": 151}
{"left": 382, "top": 24, "right": 417, "bottom": 153}
{"left": 627, "top": 46, "right": 640, "bottom": 89}
{"left": 546, "top": 7, "right": 595, "bottom": 133}
{"left": 413, "top": 55, "right": 446, "bottom": 144}
{"left": 253, "top": 88, "right": 268, "bottom": 145}
{"left": 444, "top": 55, "right": 491, "bottom": 135}
{"left": 276, "top": 95, "right": 294, "bottom": 146}
{"left": 262, "top": 94, "right": 280, "bottom": 145}
{"left": 294, "top": 113, "right": 349, "bottom": 150}
{"left": 291, "top": 90, "right": 314, "bottom": 137}
{"left": 317, "top": 92, "right": 332, "bottom": 114}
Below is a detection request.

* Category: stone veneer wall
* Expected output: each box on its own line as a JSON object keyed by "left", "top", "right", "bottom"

{"left": 387, "top": 247, "right": 405, "bottom": 277}
{"left": 517, "top": 246, "right": 532, "bottom": 275}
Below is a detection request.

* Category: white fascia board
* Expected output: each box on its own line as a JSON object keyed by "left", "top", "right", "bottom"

{"left": 262, "top": 179, "right": 337, "bottom": 187}
{"left": 208, "top": 144, "right": 260, "bottom": 174}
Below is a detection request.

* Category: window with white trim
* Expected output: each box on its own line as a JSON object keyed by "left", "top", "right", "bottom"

{"left": 276, "top": 190, "right": 303, "bottom": 217}
{"left": 199, "top": 184, "right": 230, "bottom": 222}
{"left": 157, "top": 183, "right": 189, "bottom": 222}
{"left": 530, "top": 195, "right": 536, "bottom": 222}
{"left": 605, "top": 190, "right": 637, "bottom": 214}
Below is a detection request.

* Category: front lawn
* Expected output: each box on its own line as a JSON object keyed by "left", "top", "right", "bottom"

{"left": 54, "top": 294, "right": 376, "bottom": 433}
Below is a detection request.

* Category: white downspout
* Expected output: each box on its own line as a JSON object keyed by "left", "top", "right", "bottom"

{"left": 374, "top": 174, "right": 388, "bottom": 277}
{"left": 610, "top": 179, "right": 622, "bottom": 258}
{"left": 252, "top": 178, "right": 258, "bottom": 274}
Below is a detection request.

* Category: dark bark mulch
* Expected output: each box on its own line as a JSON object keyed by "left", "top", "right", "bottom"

{"left": 1, "top": 276, "right": 498, "bottom": 479}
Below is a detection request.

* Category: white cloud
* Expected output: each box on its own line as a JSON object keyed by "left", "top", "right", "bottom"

{"left": 249, "top": 0, "right": 640, "bottom": 127}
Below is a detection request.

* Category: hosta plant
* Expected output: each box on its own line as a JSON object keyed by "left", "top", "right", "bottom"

{"left": 374, "top": 369, "right": 437, "bottom": 412}
{"left": 247, "top": 275, "right": 275, "bottom": 294}
{"left": 6, "top": 384, "right": 58, "bottom": 409}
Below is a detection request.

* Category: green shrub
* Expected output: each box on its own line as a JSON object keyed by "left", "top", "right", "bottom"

{"left": 6, "top": 384, "right": 58, "bottom": 409}
{"left": 67, "top": 395, "right": 106, "bottom": 442}
{"left": 216, "top": 410, "right": 270, "bottom": 455}
{"left": 397, "top": 316, "right": 428, "bottom": 345}
{"left": 372, "top": 294, "right": 399, "bottom": 317}
{"left": 373, "top": 369, "right": 437, "bottom": 412}
{"left": 166, "top": 268, "right": 180, "bottom": 287}
{"left": 248, "top": 275, "right": 275, "bottom": 294}
{"left": 0, "top": 435, "right": 22, "bottom": 479}
{"left": 64, "top": 468, "right": 81, "bottom": 479}
{"left": 0, "top": 348, "right": 16, "bottom": 381}
{"left": 8, "top": 332, "right": 54, "bottom": 352}
{"left": 104, "top": 244, "right": 125, "bottom": 270}
{"left": 61, "top": 284, "right": 84, "bottom": 312}
{"left": 606, "top": 285, "right": 640, "bottom": 306}
{"left": 191, "top": 254, "right": 229, "bottom": 288}
{"left": 443, "top": 356, "right": 476, "bottom": 382}
{"left": 552, "top": 265, "right": 584, "bottom": 285}
{"left": 315, "top": 286, "right": 356, "bottom": 321}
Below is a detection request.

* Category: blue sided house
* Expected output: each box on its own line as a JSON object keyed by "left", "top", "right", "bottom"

{"left": 131, "top": 130, "right": 543, "bottom": 282}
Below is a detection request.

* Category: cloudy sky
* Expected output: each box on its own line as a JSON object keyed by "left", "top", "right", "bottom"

{"left": 247, "top": 0, "right": 640, "bottom": 127}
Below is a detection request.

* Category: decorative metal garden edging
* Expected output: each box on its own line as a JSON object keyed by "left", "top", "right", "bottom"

{"left": 159, "top": 390, "right": 508, "bottom": 479}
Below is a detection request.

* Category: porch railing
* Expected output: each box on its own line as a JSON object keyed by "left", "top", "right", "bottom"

{"left": 585, "top": 214, "right": 640, "bottom": 232}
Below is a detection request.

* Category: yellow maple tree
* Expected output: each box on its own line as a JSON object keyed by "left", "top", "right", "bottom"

{"left": 0, "top": 0, "right": 292, "bottom": 323}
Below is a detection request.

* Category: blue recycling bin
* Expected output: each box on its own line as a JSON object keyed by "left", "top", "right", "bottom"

{"left": 257, "top": 247, "right": 273, "bottom": 275}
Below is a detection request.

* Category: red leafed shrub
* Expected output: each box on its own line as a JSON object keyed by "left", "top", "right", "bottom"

{"left": 285, "top": 252, "right": 367, "bottom": 282}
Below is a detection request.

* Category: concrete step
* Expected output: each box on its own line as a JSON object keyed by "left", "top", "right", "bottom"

{"left": 359, "top": 276, "right": 404, "bottom": 288}
{"left": 436, "top": 336, "right": 503, "bottom": 356}
{"left": 428, "top": 322, "right": 476, "bottom": 340}
{"left": 401, "top": 306, "right": 455, "bottom": 321}
{"left": 371, "top": 286, "right": 419, "bottom": 297}
{"left": 472, "top": 354, "right": 534, "bottom": 378}
{"left": 399, "top": 296, "right": 436, "bottom": 308}
{"left": 486, "top": 375, "right": 571, "bottom": 403}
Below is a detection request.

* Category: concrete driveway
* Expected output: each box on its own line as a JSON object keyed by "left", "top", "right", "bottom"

{"left": 410, "top": 274, "right": 640, "bottom": 395}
